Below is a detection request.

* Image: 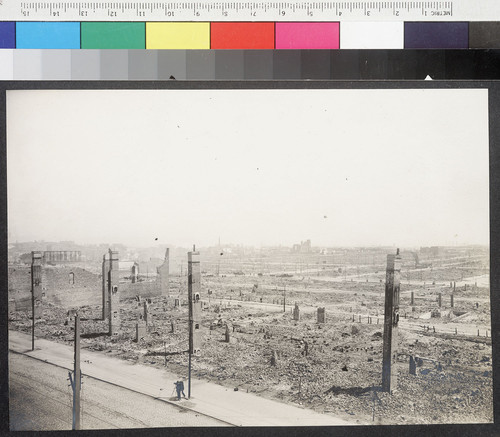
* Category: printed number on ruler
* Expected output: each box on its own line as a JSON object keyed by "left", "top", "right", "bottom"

{"left": 2, "top": 0, "right": 500, "bottom": 21}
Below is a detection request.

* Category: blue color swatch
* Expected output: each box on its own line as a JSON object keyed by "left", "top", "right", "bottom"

{"left": 0, "top": 22, "right": 16, "bottom": 48}
{"left": 16, "top": 22, "right": 80, "bottom": 49}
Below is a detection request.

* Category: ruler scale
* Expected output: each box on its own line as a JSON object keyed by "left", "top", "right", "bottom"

{"left": 4, "top": 0, "right": 500, "bottom": 21}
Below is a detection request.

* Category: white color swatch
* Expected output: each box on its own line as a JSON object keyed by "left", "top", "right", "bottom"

{"left": 340, "top": 22, "right": 404, "bottom": 49}
{"left": 0, "top": 50, "right": 14, "bottom": 80}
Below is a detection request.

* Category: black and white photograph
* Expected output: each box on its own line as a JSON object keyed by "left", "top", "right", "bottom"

{"left": 5, "top": 84, "right": 493, "bottom": 429}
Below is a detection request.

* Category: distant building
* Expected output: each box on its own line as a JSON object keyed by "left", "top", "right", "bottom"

{"left": 43, "top": 251, "right": 81, "bottom": 264}
{"left": 119, "top": 261, "right": 139, "bottom": 283}
{"left": 292, "top": 240, "right": 312, "bottom": 253}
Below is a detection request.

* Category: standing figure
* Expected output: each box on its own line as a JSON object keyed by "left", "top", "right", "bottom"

{"left": 175, "top": 380, "right": 186, "bottom": 400}
{"left": 179, "top": 379, "right": 186, "bottom": 399}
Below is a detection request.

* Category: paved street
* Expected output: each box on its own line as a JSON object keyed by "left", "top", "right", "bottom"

{"left": 10, "top": 352, "right": 226, "bottom": 430}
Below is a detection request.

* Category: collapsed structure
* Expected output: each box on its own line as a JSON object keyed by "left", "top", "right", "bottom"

{"left": 7, "top": 242, "right": 493, "bottom": 424}
{"left": 317, "top": 307, "right": 326, "bottom": 323}
{"left": 102, "top": 252, "right": 110, "bottom": 320}
{"left": 188, "top": 250, "right": 202, "bottom": 353}
{"left": 382, "top": 249, "right": 402, "bottom": 393}
{"left": 157, "top": 248, "right": 170, "bottom": 296}
{"left": 31, "top": 251, "right": 43, "bottom": 320}
{"left": 108, "top": 250, "right": 120, "bottom": 336}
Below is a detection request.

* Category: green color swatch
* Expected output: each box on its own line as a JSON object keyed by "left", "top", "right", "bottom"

{"left": 81, "top": 22, "right": 145, "bottom": 49}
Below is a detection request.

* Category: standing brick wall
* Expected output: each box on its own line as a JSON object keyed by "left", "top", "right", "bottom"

{"left": 43, "top": 266, "right": 101, "bottom": 308}
{"left": 119, "top": 281, "right": 161, "bottom": 300}
{"left": 8, "top": 266, "right": 32, "bottom": 310}
{"left": 9, "top": 265, "right": 162, "bottom": 310}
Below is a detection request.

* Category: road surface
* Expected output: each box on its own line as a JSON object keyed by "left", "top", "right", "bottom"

{"left": 9, "top": 352, "right": 225, "bottom": 430}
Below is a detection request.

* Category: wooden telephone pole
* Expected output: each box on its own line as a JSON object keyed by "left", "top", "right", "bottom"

{"left": 31, "top": 297, "right": 35, "bottom": 352}
{"left": 283, "top": 284, "right": 286, "bottom": 312}
{"left": 68, "top": 313, "right": 81, "bottom": 430}
{"left": 188, "top": 247, "right": 195, "bottom": 399}
{"left": 31, "top": 251, "right": 43, "bottom": 351}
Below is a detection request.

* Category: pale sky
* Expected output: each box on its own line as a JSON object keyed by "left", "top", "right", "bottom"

{"left": 7, "top": 88, "right": 489, "bottom": 248}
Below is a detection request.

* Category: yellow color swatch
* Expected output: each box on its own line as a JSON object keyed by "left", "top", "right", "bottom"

{"left": 146, "top": 22, "right": 210, "bottom": 49}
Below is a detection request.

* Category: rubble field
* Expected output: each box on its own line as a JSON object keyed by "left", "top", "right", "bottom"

{"left": 9, "top": 261, "right": 493, "bottom": 425}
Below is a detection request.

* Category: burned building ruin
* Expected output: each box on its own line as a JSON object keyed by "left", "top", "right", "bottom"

{"left": 382, "top": 249, "right": 401, "bottom": 393}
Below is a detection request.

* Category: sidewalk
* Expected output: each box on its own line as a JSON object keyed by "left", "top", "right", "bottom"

{"left": 9, "top": 330, "right": 353, "bottom": 427}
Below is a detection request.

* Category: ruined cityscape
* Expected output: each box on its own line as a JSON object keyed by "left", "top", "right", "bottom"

{"left": 7, "top": 87, "right": 492, "bottom": 429}
{"left": 8, "top": 239, "right": 492, "bottom": 428}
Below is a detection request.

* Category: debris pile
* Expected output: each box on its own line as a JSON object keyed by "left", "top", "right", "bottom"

{"left": 8, "top": 250, "right": 492, "bottom": 425}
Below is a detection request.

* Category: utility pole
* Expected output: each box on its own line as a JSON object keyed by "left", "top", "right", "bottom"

{"left": 188, "top": 323, "right": 192, "bottom": 399}
{"left": 31, "top": 300, "right": 35, "bottom": 351}
{"left": 164, "top": 341, "right": 167, "bottom": 367}
{"left": 31, "top": 251, "right": 43, "bottom": 351}
{"left": 187, "top": 245, "right": 199, "bottom": 399}
{"left": 344, "top": 250, "right": 347, "bottom": 282}
{"left": 31, "top": 293, "right": 35, "bottom": 351}
{"left": 69, "top": 313, "right": 81, "bottom": 430}
{"left": 283, "top": 284, "right": 286, "bottom": 312}
{"left": 217, "top": 237, "right": 221, "bottom": 276}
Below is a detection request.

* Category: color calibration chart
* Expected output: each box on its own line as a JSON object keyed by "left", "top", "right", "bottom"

{"left": 2, "top": 0, "right": 500, "bottom": 79}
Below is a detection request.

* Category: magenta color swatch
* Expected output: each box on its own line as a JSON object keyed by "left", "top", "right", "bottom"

{"left": 275, "top": 22, "right": 340, "bottom": 49}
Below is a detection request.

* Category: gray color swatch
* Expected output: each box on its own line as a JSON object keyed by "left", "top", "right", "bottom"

{"left": 13, "top": 49, "right": 42, "bottom": 80}
{"left": 330, "top": 50, "right": 361, "bottom": 80}
{"left": 469, "top": 22, "right": 500, "bottom": 48}
{"left": 215, "top": 50, "right": 244, "bottom": 79}
{"left": 301, "top": 50, "right": 331, "bottom": 79}
{"left": 129, "top": 50, "right": 159, "bottom": 80}
{"left": 100, "top": 50, "right": 129, "bottom": 80}
{"left": 158, "top": 50, "right": 187, "bottom": 80}
{"left": 244, "top": 50, "right": 273, "bottom": 79}
{"left": 273, "top": 50, "right": 301, "bottom": 79}
{"left": 71, "top": 50, "right": 101, "bottom": 80}
{"left": 358, "top": 50, "right": 388, "bottom": 80}
{"left": 42, "top": 50, "right": 71, "bottom": 80}
{"left": 186, "top": 50, "right": 215, "bottom": 80}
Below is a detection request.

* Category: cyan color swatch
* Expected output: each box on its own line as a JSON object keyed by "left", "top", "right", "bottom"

{"left": 16, "top": 22, "right": 80, "bottom": 49}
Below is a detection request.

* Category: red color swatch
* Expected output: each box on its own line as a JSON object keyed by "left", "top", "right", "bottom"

{"left": 211, "top": 22, "right": 275, "bottom": 49}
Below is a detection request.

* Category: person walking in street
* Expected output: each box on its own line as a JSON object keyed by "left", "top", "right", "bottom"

{"left": 175, "top": 380, "right": 186, "bottom": 400}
